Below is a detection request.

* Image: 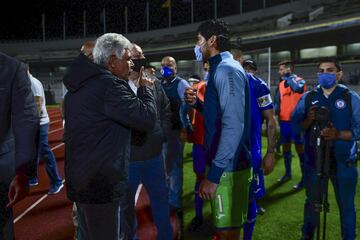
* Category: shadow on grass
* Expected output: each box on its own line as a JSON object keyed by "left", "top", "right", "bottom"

{"left": 259, "top": 181, "right": 303, "bottom": 208}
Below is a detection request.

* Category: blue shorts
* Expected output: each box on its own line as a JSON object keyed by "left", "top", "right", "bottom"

{"left": 280, "top": 121, "right": 303, "bottom": 145}
{"left": 192, "top": 144, "right": 206, "bottom": 174}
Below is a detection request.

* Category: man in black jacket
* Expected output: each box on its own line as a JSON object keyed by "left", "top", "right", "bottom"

{"left": 126, "top": 43, "right": 173, "bottom": 239}
{"left": 63, "top": 33, "right": 156, "bottom": 240}
{"left": 0, "top": 53, "right": 39, "bottom": 239}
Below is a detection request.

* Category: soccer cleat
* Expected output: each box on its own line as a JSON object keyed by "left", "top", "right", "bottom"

{"left": 48, "top": 183, "right": 64, "bottom": 195}
{"left": 293, "top": 181, "right": 305, "bottom": 190}
{"left": 277, "top": 175, "right": 292, "bottom": 183}
{"left": 188, "top": 217, "right": 203, "bottom": 233}
{"left": 29, "top": 178, "right": 39, "bottom": 186}
{"left": 256, "top": 206, "right": 266, "bottom": 215}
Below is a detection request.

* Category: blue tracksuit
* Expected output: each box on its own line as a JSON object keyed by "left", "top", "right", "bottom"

{"left": 291, "top": 84, "right": 360, "bottom": 239}
{"left": 200, "top": 51, "right": 251, "bottom": 184}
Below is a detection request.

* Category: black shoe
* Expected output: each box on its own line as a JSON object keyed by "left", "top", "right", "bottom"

{"left": 256, "top": 206, "right": 266, "bottom": 215}
{"left": 293, "top": 181, "right": 305, "bottom": 190}
{"left": 277, "top": 175, "right": 292, "bottom": 183}
{"left": 188, "top": 217, "right": 203, "bottom": 233}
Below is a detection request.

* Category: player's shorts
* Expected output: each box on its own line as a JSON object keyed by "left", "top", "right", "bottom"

{"left": 211, "top": 168, "right": 252, "bottom": 229}
{"left": 192, "top": 144, "right": 206, "bottom": 174}
{"left": 280, "top": 121, "right": 303, "bottom": 145}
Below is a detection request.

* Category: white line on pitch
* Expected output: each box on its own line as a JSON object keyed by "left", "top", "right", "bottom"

{"left": 13, "top": 142, "right": 65, "bottom": 224}
{"left": 48, "top": 128, "right": 63, "bottom": 134}
{"left": 134, "top": 184, "right": 143, "bottom": 206}
{"left": 13, "top": 195, "right": 48, "bottom": 223}
{"left": 51, "top": 143, "right": 64, "bottom": 151}
{"left": 50, "top": 119, "right": 63, "bottom": 125}
{"left": 13, "top": 179, "right": 66, "bottom": 224}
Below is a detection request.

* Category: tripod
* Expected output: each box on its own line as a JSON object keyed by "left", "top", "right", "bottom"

{"left": 312, "top": 107, "right": 332, "bottom": 240}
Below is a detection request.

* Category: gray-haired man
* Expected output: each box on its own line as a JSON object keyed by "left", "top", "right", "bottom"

{"left": 63, "top": 33, "right": 156, "bottom": 240}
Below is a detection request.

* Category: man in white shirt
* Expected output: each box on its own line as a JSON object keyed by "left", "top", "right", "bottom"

{"left": 28, "top": 68, "right": 63, "bottom": 194}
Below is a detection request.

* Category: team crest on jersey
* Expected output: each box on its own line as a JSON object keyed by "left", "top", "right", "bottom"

{"left": 335, "top": 99, "right": 346, "bottom": 109}
{"left": 257, "top": 94, "right": 272, "bottom": 108}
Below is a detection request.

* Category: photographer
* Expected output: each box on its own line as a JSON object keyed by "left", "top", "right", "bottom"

{"left": 291, "top": 58, "right": 360, "bottom": 240}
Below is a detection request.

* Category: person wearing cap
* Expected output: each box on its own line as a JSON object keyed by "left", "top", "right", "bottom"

{"left": 242, "top": 59, "right": 276, "bottom": 240}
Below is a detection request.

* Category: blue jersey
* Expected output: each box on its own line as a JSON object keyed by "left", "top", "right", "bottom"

{"left": 248, "top": 73, "right": 273, "bottom": 200}
{"left": 248, "top": 73, "right": 273, "bottom": 170}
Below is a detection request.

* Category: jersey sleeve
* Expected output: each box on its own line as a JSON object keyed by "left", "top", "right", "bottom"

{"left": 255, "top": 80, "right": 273, "bottom": 111}
{"left": 350, "top": 91, "right": 360, "bottom": 140}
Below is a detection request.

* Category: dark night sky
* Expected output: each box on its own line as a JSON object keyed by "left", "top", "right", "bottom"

{"left": 0, "top": 0, "right": 290, "bottom": 41}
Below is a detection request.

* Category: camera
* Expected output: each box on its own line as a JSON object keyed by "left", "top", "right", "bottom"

{"left": 314, "top": 106, "right": 330, "bottom": 129}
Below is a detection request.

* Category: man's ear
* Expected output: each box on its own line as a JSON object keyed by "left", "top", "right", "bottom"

{"left": 208, "top": 35, "right": 217, "bottom": 48}
{"left": 337, "top": 70, "right": 344, "bottom": 81}
{"left": 108, "top": 55, "right": 117, "bottom": 68}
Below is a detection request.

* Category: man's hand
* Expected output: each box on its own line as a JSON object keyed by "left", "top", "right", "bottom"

{"left": 7, "top": 174, "right": 30, "bottom": 208}
{"left": 321, "top": 126, "right": 339, "bottom": 140}
{"left": 179, "top": 128, "right": 193, "bottom": 143}
{"left": 302, "top": 106, "right": 317, "bottom": 130}
{"left": 184, "top": 87, "right": 197, "bottom": 106}
{"left": 262, "top": 152, "right": 275, "bottom": 175}
{"left": 138, "top": 67, "right": 154, "bottom": 88}
{"left": 199, "top": 178, "right": 218, "bottom": 200}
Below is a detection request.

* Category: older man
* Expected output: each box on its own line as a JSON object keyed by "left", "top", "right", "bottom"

{"left": 63, "top": 33, "right": 156, "bottom": 240}
{"left": 0, "top": 53, "right": 39, "bottom": 240}
{"left": 125, "top": 43, "right": 173, "bottom": 239}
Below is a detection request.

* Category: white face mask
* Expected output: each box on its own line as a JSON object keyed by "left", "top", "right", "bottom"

{"left": 194, "top": 45, "right": 203, "bottom": 62}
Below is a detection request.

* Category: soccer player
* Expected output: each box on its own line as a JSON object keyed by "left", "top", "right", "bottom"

{"left": 186, "top": 19, "right": 252, "bottom": 240}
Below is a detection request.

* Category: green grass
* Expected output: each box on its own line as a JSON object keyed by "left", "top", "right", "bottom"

{"left": 182, "top": 140, "right": 360, "bottom": 239}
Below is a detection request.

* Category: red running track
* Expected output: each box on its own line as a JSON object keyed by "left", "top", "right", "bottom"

{"left": 13, "top": 108, "right": 178, "bottom": 240}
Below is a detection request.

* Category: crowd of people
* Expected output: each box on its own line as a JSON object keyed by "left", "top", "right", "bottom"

{"left": 0, "top": 19, "right": 359, "bottom": 240}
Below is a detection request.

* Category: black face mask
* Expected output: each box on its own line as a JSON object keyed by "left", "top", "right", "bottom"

{"left": 132, "top": 58, "right": 147, "bottom": 73}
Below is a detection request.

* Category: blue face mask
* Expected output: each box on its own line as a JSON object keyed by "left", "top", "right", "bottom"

{"left": 318, "top": 73, "right": 337, "bottom": 89}
{"left": 161, "top": 66, "right": 174, "bottom": 78}
{"left": 194, "top": 45, "right": 203, "bottom": 62}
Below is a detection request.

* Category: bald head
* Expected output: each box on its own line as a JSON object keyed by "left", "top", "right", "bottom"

{"left": 130, "top": 43, "right": 145, "bottom": 60}
{"left": 81, "top": 41, "right": 95, "bottom": 59}
{"left": 230, "top": 48, "right": 244, "bottom": 65}
{"left": 161, "top": 56, "right": 177, "bottom": 76}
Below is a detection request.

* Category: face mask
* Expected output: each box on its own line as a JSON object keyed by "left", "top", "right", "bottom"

{"left": 194, "top": 45, "right": 203, "bottom": 62}
{"left": 161, "top": 66, "right": 174, "bottom": 78}
{"left": 203, "top": 71, "right": 209, "bottom": 82}
{"left": 318, "top": 73, "right": 337, "bottom": 89}
{"left": 131, "top": 58, "right": 147, "bottom": 73}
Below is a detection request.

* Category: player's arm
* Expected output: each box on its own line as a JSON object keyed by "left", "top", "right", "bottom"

{"left": 262, "top": 109, "right": 276, "bottom": 175}
{"left": 286, "top": 75, "right": 306, "bottom": 93}
{"left": 322, "top": 91, "right": 360, "bottom": 141}
{"left": 207, "top": 68, "right": 245, "bottom": 184}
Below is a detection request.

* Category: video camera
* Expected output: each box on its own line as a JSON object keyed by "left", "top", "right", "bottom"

{"left": 314, "top": 106, "right": 330, "bottom": 129}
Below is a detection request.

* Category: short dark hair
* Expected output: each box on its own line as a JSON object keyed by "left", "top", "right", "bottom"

{"left": 197, "top": 19, "right": 232, "bottom": 52}
{"left": 278, "top": 60, "right": 294, "bottom": 71}
{"left": 317, "top": 58, "right": 342, "bottom": 71}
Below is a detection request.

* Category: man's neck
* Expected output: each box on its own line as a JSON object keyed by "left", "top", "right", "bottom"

{"left": 322, "top": 85, "right": 337, "bottom": 97}
{"left": 209, "top": 49, "right": 220, "bottom": 58}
